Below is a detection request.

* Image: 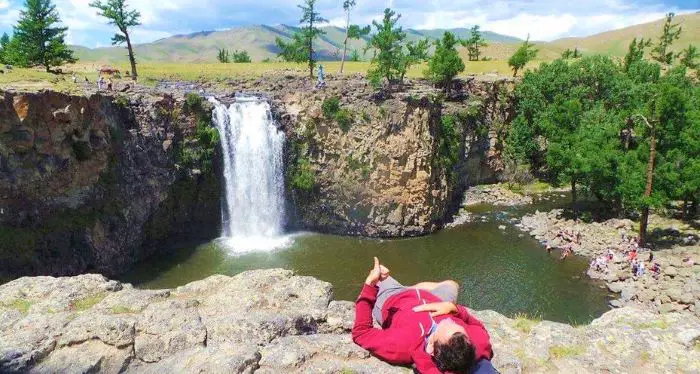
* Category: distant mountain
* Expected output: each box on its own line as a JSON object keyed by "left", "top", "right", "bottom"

{"left": 72, "top": 25, "right": 522, "bottom": 63}
{"left": 72, "top": 13, "right": 699, "bottom": 64}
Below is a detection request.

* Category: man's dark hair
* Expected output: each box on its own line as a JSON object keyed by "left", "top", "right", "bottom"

{"left": 433, "top": 333, "right": 477, "bottom": 374}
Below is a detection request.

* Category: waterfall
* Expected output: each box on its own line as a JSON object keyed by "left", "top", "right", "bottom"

{"left": 210, "top": 97, "right": 292, "bottom": 253}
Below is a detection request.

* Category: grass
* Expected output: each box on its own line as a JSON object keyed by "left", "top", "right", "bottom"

{"left": 1, "top": 299, "right": 32, "bottom": 315}
{"left": 0, "top": 59, "right": 544, "bottom": 94}
{"left": 513, "top": 312, "right": 542, "bottom": 333}
{"left": 71, "top": 292, "right": 106, "bottom": 311}
{"left": 110, "top": 305, "right": 136, "bottom": 314}
{"left": 548, "top": 344, "right": 586, "bottom": 359}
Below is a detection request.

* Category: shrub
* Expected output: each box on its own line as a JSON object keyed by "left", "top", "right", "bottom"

{"left": 184, "top": 92, "right": 203, "bottom": 113}
{"left": 322, "top": 96, "right": 341, "bottom": 119}
{"left": 436, "top": 115, "right": 462, "bottom": 179}
{"left": 292, "top": 158, "right": 315, "bottom": 192}
{"left": 335, "top": 109, "right": 354, "bottom": 132}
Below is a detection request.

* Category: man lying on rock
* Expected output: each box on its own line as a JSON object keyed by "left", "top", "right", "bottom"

{"left": 352, "top": 257, "right": 495, "bottom": 374}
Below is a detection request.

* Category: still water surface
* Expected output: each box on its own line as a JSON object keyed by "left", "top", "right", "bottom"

{"left": 121, "top": 194, "right": 611, "bottom": 324}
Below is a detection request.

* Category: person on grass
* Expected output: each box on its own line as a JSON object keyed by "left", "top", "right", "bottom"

{"left": 352, "top": 257, "right": 495, "bottom": 374}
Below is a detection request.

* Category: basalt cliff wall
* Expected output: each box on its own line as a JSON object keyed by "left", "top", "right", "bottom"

{"left": 0, "top": 89, "right": 222, "bottom": 279}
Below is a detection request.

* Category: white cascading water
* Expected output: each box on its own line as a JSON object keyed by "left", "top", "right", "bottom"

{"left": 210, "top": 97, "right": 292, "bottom": 253}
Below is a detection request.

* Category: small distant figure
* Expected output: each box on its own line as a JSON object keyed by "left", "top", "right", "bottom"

{"left": 85, "top": 76, "right": 89, "bottom": 83}
{"left": 72, "top": 73, "right": 78, "bottom": 83}
{"left": 107, "top": 78, "right": 113, "bottom": 91}
{"left": 636, "top": 261, "right": 645, "bottom": 277}
{"left": 316, "top": 64, "right": 326, "bottom": 88}
{"left": 98, "top": 76, "right": 105, "bottom": 90}
{"left": 648, "top": 251, "right": 654, "bottom": 263}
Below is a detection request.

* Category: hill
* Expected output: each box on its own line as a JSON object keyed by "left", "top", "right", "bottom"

{"left": 72, "top": 13, "right": 699, "bottom": 64}
{"left": 549, "top": 12, "right": 699, "bottom": 57}
{"left": 72, "top": 25, "right": 521, "bottom": 64}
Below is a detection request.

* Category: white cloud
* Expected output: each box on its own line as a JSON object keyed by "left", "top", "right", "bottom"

{"left": 0, "top": 1, "right": 9, "bottom": 10}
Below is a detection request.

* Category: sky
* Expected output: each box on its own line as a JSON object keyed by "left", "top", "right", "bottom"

{"left": 0, "top": 0, "right": 697, "bottom": 48}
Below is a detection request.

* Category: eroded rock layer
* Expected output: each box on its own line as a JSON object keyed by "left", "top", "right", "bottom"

{"left": 0, "top": 270, "right": 698, "bottom": 373}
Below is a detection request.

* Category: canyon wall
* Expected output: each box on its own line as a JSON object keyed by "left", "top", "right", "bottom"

{"left": 0, "top": 90, "right": 221, "bottom": 278}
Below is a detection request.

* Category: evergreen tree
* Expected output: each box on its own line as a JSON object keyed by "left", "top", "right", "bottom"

{"left": 623, "top": 37, "right": 651, "bottom": 72}
{"left": 10, "top": 0, "right": 76, "bottom": 72}
{"left": 425, "top": 31, "right": 465, "bottom": 93}
{"left": 276, "top": 0, "right": 326, "bottom": 77}
{"left": 508, "top": 35, "right": 538, "bottom": 77}
{"left": 89, "top": 0, "right": 141, "bottom": 80}
{"left": 651, "top": 12, "right": 682, "bottom": 65}
{"left": 561, "top": 47, "right": 582, "bottom": 59}
{"left": 463, "top": 25, "right": 488, "bottom": 61}
{"left": 339, "top": 1, "right": 370, "bottom": 74}
{"left": 217, "top": 48, "right": 230, "bottom": 63}
{"left": 232, "top": 50, "right": 251, "bottom": 63}
{"left": 679, "top": 45, "right": 698, "bottom": 70}
{"left": 367, "top": 8, "right": 428, "bottom": 90}
{"left": 0, "top": 33, "right": 10, "bottom": 64}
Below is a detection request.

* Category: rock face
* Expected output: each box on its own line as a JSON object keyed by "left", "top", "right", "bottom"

{"left": 271, "top": 76, "right": 514, "bottom": 237}
{"left": 0, "top": 90, "right": 221, "bottom": 278}
{"left": 1, "top": 270, "right": 699, "bottom": 373}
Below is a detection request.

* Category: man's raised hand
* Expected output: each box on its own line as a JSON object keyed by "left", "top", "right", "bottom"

{"left": 412, "top": 302, "right": 458, "bottom": 317}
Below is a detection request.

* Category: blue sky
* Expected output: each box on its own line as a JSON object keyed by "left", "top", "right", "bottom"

{"left": 0, "top": 0, "right": 697, "bottom": 48}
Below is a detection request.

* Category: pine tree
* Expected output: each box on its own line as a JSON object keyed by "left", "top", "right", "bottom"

{"left": 679, "top": 45, "right": 698, "bottom": 70}
{"left": 425, "top": 32, "right": 465, "bottom": 93}
{"left": 508, "top": 35, "right": 538, "bottom": 77}
{"left": 463, "top": 25, "right": 488, "bottom": 61}
{"left": 89, "top": 0, "right": 141, "bottom": 80}
{"left": 275, "top": 0, "right": 326, "bottom": 77}
{"left": 623, "top": 37, "right": 651, "bottom": 72}
{"left": 217, "top": 48, "right": 230, "bottom": 63}
{"left": 651, "top": 12, "right": 682, "bottom": 65}
{"left": 339, "top": 1, "right": 370, "bottom": 74}
{"left": 366, "top": 8, "right": 429, "bottom": 90}
{"left": 0, "top": 33, "right": 10, "bottom": 64}
{"left": 10, "top": 0, "right": 76, "bottom": 72}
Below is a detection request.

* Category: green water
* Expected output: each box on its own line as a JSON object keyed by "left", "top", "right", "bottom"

{"left": 121, "top": 194, "right": 611, "bottom": 324}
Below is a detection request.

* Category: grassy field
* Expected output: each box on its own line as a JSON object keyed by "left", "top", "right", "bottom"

{"left": 0, "top": 60, "right": 545, "bottom": 93}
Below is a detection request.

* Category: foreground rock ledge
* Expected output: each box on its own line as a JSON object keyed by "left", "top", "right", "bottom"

{"left": 1, "top": 270, "right": 699, "bottom": 373}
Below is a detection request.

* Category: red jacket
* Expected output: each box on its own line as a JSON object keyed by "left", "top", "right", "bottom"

{"left": 352, "top": 284, "right": 493, "bottom": 374}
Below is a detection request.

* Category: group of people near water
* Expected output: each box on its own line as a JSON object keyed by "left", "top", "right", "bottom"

{"left": 588, "top": 232, "right": 663, "bottom": 279}
{"left": 545, "top": 228, "right": 581, "bottom": 260}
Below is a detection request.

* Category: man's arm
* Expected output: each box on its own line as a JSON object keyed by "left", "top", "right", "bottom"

{"left": 351, "top": 284, "right": 404, "bottom": 363}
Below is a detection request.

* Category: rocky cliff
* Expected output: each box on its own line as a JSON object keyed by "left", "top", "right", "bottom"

{"left": 0, "top": 89, "right": 221, "bottom": 279}
{"left": 1, "top": 270, "right": 698, "bottom": 373}
{"left": 263, "top": 75, "right": 514, "bottom": 237}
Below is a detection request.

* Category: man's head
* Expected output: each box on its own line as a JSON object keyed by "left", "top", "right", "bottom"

{"left": 427, "top": 319, "right": 477, "bottom": 373}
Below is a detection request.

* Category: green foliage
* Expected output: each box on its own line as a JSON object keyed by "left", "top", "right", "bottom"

{"left": 436, "top": 114, "right": 462, "bottom": 180}
{"left": 349, "top": 49, "right": 362, "bottom": 62}
{"left": 275, "top": 0, "right": 326, "bottom": 77}
{"left": 0, "top": 33, "right": 10, "bottom": 64}
{"left": 8, "top": 0, "right": 77, "bottom": 71}
{"left": 549, "top": 345, "right": 586, "bottom": 359}
{"left": 178, "top": 93, "right": 220, "bottom": 173}
{"left": 680, "top": 45, "right": 698, "bottom": 70}
{"left": 425, "top": 32, "right": 465, "bottom": 93}
{"left": 2, "top": 299, "right": 32, "bottom": 315}
{"left": 291, "top": 157, "right": 316, "bottom": 192}
{"left": 463, "top": 25, "right": 488, "bottom": 61}
{"left": 71, "top": 293, "right": 106, "bottom": 311}
{"left": 114, "top": 94, "right": 129, "bottom": 108}
{"left": 232, "top": 50, "right": 251, "bottom": 63}
{"left": 217, "top": 48, "right": 230, "bottom": 63}
{"left": 561, "top": 48, "right": 581, "bottom": 59}
{"left": 651, "top": 13, "right": 682, "bottom": 65}
{"left": 322, "top": 96, "right": 341, "bottom": 119}
{"left": 508, "top": 35, "right": 538, "bottom": 77}
{"left": 184, "top": 92, "right": 203, "bottom": 113}
{"left": 347, "top": 24, "right": 371, "bottom": 40}
{"left": 89, "top": 0, "right": 141, "bottom": 79}
{"left": 623, "top": 37, "right": 651, "bottom": 72}
{"left": 366, "top": 8, "right": 429, "bottom": 90}
{"left": 335, "top": 108, "right": 354, "bottom": 132}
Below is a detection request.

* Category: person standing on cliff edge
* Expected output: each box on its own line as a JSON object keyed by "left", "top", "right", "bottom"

{"left": 352, "top": 258, "right": 496, "bottom": 374}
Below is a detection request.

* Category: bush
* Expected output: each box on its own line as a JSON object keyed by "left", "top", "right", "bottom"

{"left": 232, "top": 50, "right": 251, "bottom": 63}
{"left": 322, "top": 96, "right": 341, "bottom": 119}
{"left": 436, "top": 115, "right": 462, "bottom": 179}
{"left": 184, "top": 92, "right": 203, "bottom": 113}
{"left": 292, "top": 158, "right": 315, "bottom": 192}
{"left": 335, "top": 109, "right": 354, "bottom": 132}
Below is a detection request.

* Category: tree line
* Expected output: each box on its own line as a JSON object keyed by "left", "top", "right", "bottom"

{"left": 505, "top": 13, "right": 698, "bottom": 245}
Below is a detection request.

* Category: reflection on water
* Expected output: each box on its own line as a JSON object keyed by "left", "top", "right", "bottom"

{"left": 121, "top": 193, "right": 611, "bottom": 324}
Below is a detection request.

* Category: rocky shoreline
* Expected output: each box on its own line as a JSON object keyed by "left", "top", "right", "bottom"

{"left": 518, "top": 209, "right": 700, "bottom": 317}
{"left": 1, "top": 270, "right": 699, "bottom": 373}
